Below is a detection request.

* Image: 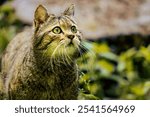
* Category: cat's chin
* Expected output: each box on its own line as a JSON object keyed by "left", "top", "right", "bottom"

{"left": 66, "top": 42, "right": 74, "bottom": 47}
{"left": 45, "top": 44, "right": 77, "bottom": 58}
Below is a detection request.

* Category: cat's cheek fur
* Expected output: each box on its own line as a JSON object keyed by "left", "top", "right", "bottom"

{"left": 66, "top": 46, "right": 78, "bottom": 57}
{"left": 45, "top": 41, "right": 60, "bottom": 57}
{"left": 73, "top": 38, "right": 80, "bottom": 47}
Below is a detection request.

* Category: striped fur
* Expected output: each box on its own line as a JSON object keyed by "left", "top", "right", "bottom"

{"left": 0, "top": 5, "right": 85, "bottom": 100}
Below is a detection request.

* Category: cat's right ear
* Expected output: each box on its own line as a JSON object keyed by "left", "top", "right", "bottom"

{"left": 34, "top": 5, "right": 48, "bottom": 30}
{"left": 63, "top": 4, "right": 75, "bottom": 17}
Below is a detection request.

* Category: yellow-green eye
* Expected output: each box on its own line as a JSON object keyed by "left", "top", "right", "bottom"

{"left": 52, "top": 26, "right": 62, "bottom": 34}
{"left": 71, "top": 26, "right": 77, "bottom": 33}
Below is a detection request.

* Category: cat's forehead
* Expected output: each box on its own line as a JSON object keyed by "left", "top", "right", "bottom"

{"left": 40, "top": 15, "right": 77, "bottom": 33}
{"left": 47, "top": 15, "right": 76, "bottom": 28}
{"left": 59, "top": 16, "right": 76, "bottom": 25}
{"left": 59, "top": 16, "right": 76, "bottom": 29}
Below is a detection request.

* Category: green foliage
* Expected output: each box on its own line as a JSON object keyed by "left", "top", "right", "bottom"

{"left": 78, "top": 41, "right": 150, "bottom": 100}
{"left": 0, "top": 2, "right": 24, "bottom": 54}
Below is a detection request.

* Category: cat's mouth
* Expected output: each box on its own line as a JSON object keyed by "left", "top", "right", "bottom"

{"left": 66, "top": 38, "right": 81, "bottom": 47}
{"left": 68, "top": 41, "right": 74, "bottom": 46}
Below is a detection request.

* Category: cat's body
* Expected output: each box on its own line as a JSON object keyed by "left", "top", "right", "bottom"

{"left": 0, "top": 73, "right": 4, "bottom": 99}
{"left": 0, "top": 5, "right": 84, "bottom": 99}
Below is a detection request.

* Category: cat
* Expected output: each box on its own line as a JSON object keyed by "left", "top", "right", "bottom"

{"left": 0, "top": 73, "right": 4, "bottom": 99}
{"left": 0, "top": 4, "right": 85, "bottom": 99}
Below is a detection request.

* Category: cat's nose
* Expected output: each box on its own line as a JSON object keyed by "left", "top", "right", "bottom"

{"left": 67, "top": 35, "right": 75, "bottom": 40}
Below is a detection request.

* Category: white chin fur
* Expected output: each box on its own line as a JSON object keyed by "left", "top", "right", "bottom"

{"left": 62, "top": 37, "right": 80, "bottom": 47}
{"left": 73, "top": 38, "right": 80, "bottom": 46}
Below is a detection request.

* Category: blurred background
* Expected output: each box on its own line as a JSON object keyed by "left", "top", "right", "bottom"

{"left": 0, "top": 0, "right": 150, "bottom": 99}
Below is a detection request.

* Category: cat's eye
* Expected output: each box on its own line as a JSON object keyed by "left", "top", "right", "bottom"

{"left": 52, "top": 26, "right": 62, "bottom": 34}
{"left": 71, "top": 26, "right": 77, "bottom": 33}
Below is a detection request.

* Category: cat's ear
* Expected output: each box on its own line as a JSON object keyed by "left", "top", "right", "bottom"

{"left": 63, "top": 4, "right": 75, "bottom": 17}
{"left": 34, "top": 5, "right": 48, "bottom": 28}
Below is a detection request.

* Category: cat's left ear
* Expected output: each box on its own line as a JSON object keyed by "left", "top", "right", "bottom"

{"left": 63, "top": 4, "right": 75, "bottom": 17}
{"left": 34, "top": 5, "right": 48, "bottom": 29}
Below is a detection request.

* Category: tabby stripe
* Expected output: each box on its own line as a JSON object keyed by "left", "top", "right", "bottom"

{"left": 34, "top": 31, "right": 51, "bottom": 48}
{"left": 64, "top": 15, "right": 76, "bottom": 24}
{"left": 59, "top": 17, "right": 69, "bottom": 30}
{"left": 36, "top": 36, "right": 58, "bottom": 50}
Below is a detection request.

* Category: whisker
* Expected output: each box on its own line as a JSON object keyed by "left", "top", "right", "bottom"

{"left": 60, "top": 43, "right": 67, "bottom": 65}
{"left": 61, "top": 46, "right": 68, "bottom": 65}
{"left": 78, "top": 41, "right": 96, "bottom": 72}
{"left": 50, "top": 56, "right": 54, "bottom": 72}
{"left": 63, "top": 45, "right": 72, "bottom": 66}
{"left": 62, "top": 46, "right": 76, "bottom": 72}
{"left": 79, "top": 41, "right": 96, "bottom": 58}
{"left": 51, "top": 41, "right": 64, "bottom": 58}
{"left": 49, "top": 41, "right": 65, "bottom": 71}
{"left": 79, "top": 43, "right": 88, "bottom": 52}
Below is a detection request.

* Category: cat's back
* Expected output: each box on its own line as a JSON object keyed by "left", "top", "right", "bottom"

{"left": 2, "top": 28, "right": 33, "bottom": 75}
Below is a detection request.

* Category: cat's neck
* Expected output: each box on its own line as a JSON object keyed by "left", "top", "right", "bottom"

{"left": 32, "top": 48, "right": 76, "bottom": 74}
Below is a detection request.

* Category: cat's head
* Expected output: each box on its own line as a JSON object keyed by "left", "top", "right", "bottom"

{"left": 33, "top": 4, "right": 84, "bottom": 60}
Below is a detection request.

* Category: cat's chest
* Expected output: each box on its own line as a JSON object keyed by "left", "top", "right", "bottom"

{"left": 40, "top": 69, "right": 77, "bottom": 89}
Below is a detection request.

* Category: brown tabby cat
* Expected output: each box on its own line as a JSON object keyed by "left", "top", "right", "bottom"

{"left": 0, "top": 4, "right": 85, "bottom": 99}
{"left": 0, "top": 74, "right": 4, "bottom": 99}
